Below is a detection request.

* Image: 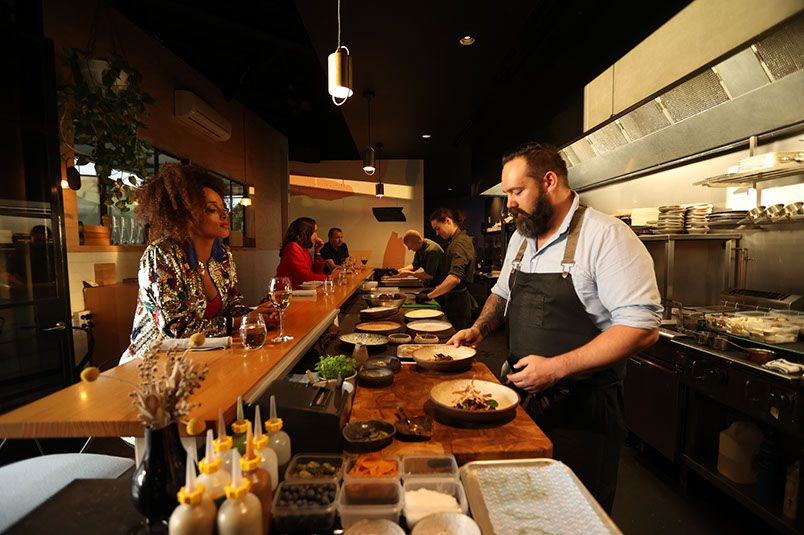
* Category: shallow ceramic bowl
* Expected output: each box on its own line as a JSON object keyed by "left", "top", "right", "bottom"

{"left": 413, "top": 333, "right": 440, "bottom": 345}
{"left": 407, "top": 320, "right": 453, "bottom": 337}
{"left": 412, "top": 345, "right": 476, "bottom": 371}
{"left": 339, "top": 332, "right": 389, "bottom": 347}
{"left": 342, "top": 419, "right": 396, "bottom": 450}
{"left": 364, "top": 356, "right": 402, "bottom": 372}
{"left": 360, "top": 306, "right": 398, "bottom": 321}
{"left": 357, "top": 367, "right": 395, "bottom": 388}
{"left": 388, "top": 333, "right": 412, "bottom": 345}
{"left": 404, "top": 309, "right": 445, "bottom": 321}
{"left": 394, "top": 415, "right": 434, "bottom": 441}
{"left": 429, "top": 379, "right": 520, "bottom": 423}
{"left": 355, "top": 321, "right": 402, "bottom": 335}
{"left": 344, "top": 519, "right": 405, "bottom": 535}
{"left": 364, "top": 293, "right": 407, "bottom": 308}
{"left": 411, "top": 513, "right": 480, "bottom": 535}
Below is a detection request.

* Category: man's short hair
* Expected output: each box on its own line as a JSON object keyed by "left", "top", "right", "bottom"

{"left": 501, "top": 142, "right": 568, "bottom": 184}
{"left": 328, "top": 227, "right": 342, "bottom": 238}
{"left": 403, "top": 230, "right": 422, "bottom": 245}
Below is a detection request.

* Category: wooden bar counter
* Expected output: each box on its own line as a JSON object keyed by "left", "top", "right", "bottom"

{"left": 0, "top": 270, "right": 372, "bottom": 439}
{"left": 350, "top": 362, "right": 553, "bottom": 464}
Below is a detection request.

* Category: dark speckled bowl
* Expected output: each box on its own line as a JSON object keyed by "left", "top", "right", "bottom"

{"left": 357, "top": 367, "right": 395, "bottom": 387}
{"left": 364, "top": 356, "right": 402, "bottom": 373}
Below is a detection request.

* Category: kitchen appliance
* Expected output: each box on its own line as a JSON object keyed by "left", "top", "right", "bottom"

{"left": 250, "top": 379, "right": 352, "bottom": 454}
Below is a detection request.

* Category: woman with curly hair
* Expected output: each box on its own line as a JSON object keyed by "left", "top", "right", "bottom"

{"left": 121, "top": 163, "right": 275, "bottom": 363}
{"left": 273, "top": 217, "right": 338, "bottom": 289}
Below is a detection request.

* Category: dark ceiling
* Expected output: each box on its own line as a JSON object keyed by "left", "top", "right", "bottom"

{"left": 110, "top": 0, "right": 692, "bottom": 196}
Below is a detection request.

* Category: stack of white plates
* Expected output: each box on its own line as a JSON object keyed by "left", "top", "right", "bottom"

{"left": 685, "top": 203, "right": 712, "bottom": 234}
{"left": 657, "top": 205, "right": 686, "bottom": 234}
{"left": 708, "top": 210, "right": 749, "bottom": 228}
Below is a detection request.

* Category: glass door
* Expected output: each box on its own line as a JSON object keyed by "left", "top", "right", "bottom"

{"left": 0, "top": 18, "right": 75, "bottom": 413}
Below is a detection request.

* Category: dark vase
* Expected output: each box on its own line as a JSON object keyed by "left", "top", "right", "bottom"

{"left": 130, "top": 422, "right": 187, "bottom": 530}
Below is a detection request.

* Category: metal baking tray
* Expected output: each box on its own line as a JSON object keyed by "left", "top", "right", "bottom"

{"left": 459, "top": 458, "right": 622, "bottom": 535}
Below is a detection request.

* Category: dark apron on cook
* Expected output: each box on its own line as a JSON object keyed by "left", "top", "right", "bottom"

{"left": 506, "top": 204, "right": 625, "bottom": 513}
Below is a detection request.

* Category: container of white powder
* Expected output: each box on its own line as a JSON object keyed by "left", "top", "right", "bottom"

{"left": 403, "top": 478, "right": 468, "bottom": 527}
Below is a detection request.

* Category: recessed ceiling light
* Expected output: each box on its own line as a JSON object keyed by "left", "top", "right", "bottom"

{"left": 422, "top": 134, "right": 431, "bottom": 139}
{"left": 447, "top": 187, "right": 453, "bottom": 191}
{"left": 460, "top": 36, "right": 475, "bottom": 46}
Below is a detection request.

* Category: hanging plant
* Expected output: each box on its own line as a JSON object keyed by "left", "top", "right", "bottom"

{"left": 57, "top": 48, "right": 155, "bottom": 213}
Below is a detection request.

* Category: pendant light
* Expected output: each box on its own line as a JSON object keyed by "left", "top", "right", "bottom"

{"left": 374, "top": 142, "right": 384, "bottom": 197}
{"left": 240, "top": 109, "right": 252, "bottom": 206}
{"left": 328, "top": 0, "right": 353, "bottom": 106}
{"left": 362, "top": 91, "right": 375, "bottom": 175}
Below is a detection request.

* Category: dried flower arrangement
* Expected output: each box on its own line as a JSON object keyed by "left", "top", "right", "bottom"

{"left": 81, "top": 332, "right": 209, "bottom": 433}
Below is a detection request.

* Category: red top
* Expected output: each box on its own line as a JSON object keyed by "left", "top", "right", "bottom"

{"left": 275, "top": 242, "right": 328, "bottom": 289}
{"left": 204, "top": 293, "right": 222, "bottom": 318}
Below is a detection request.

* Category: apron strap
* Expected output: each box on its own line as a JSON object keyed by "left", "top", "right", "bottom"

{"left": 561, "top": 204, "right": 587, "bottom": 277}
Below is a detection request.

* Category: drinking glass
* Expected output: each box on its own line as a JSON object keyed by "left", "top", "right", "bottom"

{"left": 322, "top": 279, "right": 335, "bottom": 295}
{"left": 361, "top": 256, "right": 368, "bottom": 269}
{"left": 268, "top": 276, "right": 293, "bottom": 342}
{"left": 239, "top": 312, "right": 267, "bottom": 349}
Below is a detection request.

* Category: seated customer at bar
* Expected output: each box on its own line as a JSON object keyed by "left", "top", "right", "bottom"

{"left": 121, "top": 164, "right": 275, "bottom": 363}
{"left": 320, "top": 227, "right": 349, "bottom": 274}
{"left": 398, "top": 229, "right": 444, "bottom": 282}
{"left": 274, "top": 217, "right": 335, "bottom": 289}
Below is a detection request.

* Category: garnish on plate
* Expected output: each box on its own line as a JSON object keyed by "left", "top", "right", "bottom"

{"left": 453, "top": 377, "right": 498, "bottom": 411}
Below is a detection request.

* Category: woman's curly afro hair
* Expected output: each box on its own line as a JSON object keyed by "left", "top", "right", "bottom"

{"left": 134, "top": 163, "right": 226, "bottom": 244}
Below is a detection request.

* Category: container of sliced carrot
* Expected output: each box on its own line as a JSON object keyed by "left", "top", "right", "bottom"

{"left": 343, "top": 453, "right": 401, "bottom": 483}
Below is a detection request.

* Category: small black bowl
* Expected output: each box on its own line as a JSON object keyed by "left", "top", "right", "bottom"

{"left": 358, "top": 367, "right": 395, "bottom": 388}
{"left": 364, "top": 356, "right": 402, "bottom": 373}
{"left": 342, "top": 419, "right": 396, "bottom": 450}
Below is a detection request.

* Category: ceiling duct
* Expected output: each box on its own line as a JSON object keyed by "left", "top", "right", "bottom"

{"left": 562, "top": 13, "right": 804, "bottom": 191}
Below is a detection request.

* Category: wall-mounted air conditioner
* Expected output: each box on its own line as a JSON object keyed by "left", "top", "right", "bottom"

{"left": 174, "top": 90, "right": 232, "bottom": 142}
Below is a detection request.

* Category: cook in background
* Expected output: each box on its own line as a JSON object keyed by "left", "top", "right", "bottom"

{"left": 319, "top": 227, "right": 349, "bottom": 274}
{"left": 397, "top": 229, "right": 444, "bottom": 283}
{"left": 274, "top": 217, "right": 336, "bottom": 290}
{"left": 122, "top": 164, "right": 276, "bottom": 364}
{"left": 448, "top": 142, "right": 662, "bottom": 512}
{"left": 416, "top": 208, "right": 477, "bottom": 331}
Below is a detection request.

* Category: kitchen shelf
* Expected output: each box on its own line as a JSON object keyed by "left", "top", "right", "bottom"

{"left": 682, "top": 454, "right": 799, "bottom": 535}
{"left": 694, "top": 160, "right": 804, "bottom": 188}
{"left": 639, "top": 233, "right": 742, "bottom": 242}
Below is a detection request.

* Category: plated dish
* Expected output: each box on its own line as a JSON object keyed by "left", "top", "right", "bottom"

{"left": 429, "top": 379, "right": 519, "bottom": 423}
{"left": 412, "top": 345, "right": 476, "bottom": 371}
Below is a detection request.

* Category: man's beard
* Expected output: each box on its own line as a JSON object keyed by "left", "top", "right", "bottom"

{"left": 510, "top": 192, "right": 553, "bottom": 239}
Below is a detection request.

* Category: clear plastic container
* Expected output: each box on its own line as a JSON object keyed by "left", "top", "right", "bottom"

{"left": 337, "top": 479, "right": 404, "bottom": 529}
{"left": 770, "top": 310, "right": 804, "bottom": 336}
{"left": 401, "top": 454, "right": 459, "bottom": 480}
{"left": 734, "top": 311, "right": 773, "bottom": 319}
{"left": 272, "top": 481, "right": 339, "bottom": 533}
{"left": 343, "top": 455, "right": 401, "bottom": 483}
{"left": 749, "top": 321, "right": 800, "bottom": 344}
{"left": 284, "top": 453, "right": 343, "bottom": 483}
{"left": 403, "top": 477, "right": 468, "bottom": 528}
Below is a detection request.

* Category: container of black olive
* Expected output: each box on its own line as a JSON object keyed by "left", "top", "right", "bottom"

{"left": 272, "top": 480, "right": 339, "bottom": 533}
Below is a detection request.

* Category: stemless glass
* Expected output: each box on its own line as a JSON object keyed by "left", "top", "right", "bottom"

{"left": 239, "top": 312, "right": 267, "bottom": 349}
{"left": 268, "top": 276, "right": 293, "bottom": 342}
{"left": 322, "top": 279, "right": 335, "bottom": 295}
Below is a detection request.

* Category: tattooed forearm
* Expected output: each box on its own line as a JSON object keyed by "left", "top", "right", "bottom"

{"left": 473, "top": 293, "right": 507, "bottom": 338}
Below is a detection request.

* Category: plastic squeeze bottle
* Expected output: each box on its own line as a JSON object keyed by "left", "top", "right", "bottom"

{"left": 217, "top": 450, "right": 262, "bottom": 535}
{"left": 241, "top": 424, "right": 273, "bottom": 534}
{"left": 231, "top": 396, "right": 251, "bottom": 455}
{"left": 197, "top": 428, "right": 231, "bottom": 505}
{"left": 169, "top": 448, "right": 216, "bottom": 535}
{"left": 214, "top": 408, "right": 234, "bottom": 476}
{"left": 265, "top": 395, "right": 291, "bottom": 476}
{"left": 253, "top": 405, "right": 279, "bottom": 490}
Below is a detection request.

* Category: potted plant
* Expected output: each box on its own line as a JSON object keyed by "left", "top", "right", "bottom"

{"left": 57, "top": 48, "right": 155, "bottom": 213}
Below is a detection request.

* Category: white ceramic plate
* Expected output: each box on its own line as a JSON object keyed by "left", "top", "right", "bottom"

{"left": 405, "top": 309, "right": 445, "bottom": 320}
{"left": 362, "top": 306, "right": 398, "bottom": 315}
{"left": 407, "top": 320, "right": 453, "bottom": 333}
{"left": 300, "top": 280, "right": 323, "bottom": 287}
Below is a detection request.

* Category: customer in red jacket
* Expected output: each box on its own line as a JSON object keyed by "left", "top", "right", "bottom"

{"left": 275, "top": 217, "right": 338, "bottom": 289}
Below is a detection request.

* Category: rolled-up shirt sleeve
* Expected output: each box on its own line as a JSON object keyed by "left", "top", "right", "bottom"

{"left": 591, "top": 224, "right": 663, "bottom": 330}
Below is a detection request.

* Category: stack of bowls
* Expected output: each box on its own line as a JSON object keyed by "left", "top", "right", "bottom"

{"left": 657, "top": 205, "right": 686, "bottom": 234}
{"left": 685, "top": 203, "right": 712, "bottom": 234}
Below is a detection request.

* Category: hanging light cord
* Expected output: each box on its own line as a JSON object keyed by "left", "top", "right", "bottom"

{"left": 367, "top": 97, "right": 372, "bottom": 145}
{"left": 337, "top": 0, "right": 342, "bottom": 50}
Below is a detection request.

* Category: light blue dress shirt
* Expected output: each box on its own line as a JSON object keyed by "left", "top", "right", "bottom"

{"left": 492, "top": 193, "right": 663, "bottom": 332}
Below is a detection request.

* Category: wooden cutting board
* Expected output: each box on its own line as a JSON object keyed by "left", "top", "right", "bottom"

{"left": 349, "top": 362, "right": 552, "bottom": 464}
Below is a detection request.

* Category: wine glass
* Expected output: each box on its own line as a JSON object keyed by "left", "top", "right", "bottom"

{"left": 239, "top": 312, "right": 267, "bottom": 349}
{"left": 361, "top": 256, "right": 368, "bottom": 269}
{"left": 268, "top": 277, "right": 293, "bottom": 342}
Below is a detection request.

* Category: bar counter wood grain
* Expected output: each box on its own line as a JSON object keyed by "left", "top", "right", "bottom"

{"left": 350, "top": 362, "right": 553, "bottom": 464}
{"left": 0, "top": 270, "right": 372, "bottom": 439}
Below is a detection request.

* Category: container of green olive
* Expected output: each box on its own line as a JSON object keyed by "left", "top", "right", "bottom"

{"left": 284, "top": 453, "right": 344, "bottom": 483}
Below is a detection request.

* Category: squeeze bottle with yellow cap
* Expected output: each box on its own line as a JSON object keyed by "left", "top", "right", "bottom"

{"left": 197, "top": 428, "right": 230, "bottom": 504}
{"left": 217, "top": 450, "right": 262, "bottom": 535}
{"left": 168, "top": 448, "right": 216, "bottom": 535}
{"left": 232, "top": 396, "right": 251, "bottom": 455}
{"left": 241, "top": 423, "right": 273, "bottom": 534}
{"left": 214, "top": 408, "right": 234, "bottom": 476}
{"left": 253, "top": 405, "right": 279, "bottom": 490}
{"left": 265, "top": 395, "right": 291, "bottom": 475}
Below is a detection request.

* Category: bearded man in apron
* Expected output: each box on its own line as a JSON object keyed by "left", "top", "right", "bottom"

{"left": 448, "top": 142, "right": 662, "bottom": 512}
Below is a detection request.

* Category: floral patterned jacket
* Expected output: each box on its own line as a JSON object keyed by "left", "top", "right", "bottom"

{"left": 122, "top": 236, "right": 247, "bottom": 362}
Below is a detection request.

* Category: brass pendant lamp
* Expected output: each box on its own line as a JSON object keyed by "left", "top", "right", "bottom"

{"left": 328, "top": 0, "right": 353, "bottom": 106}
